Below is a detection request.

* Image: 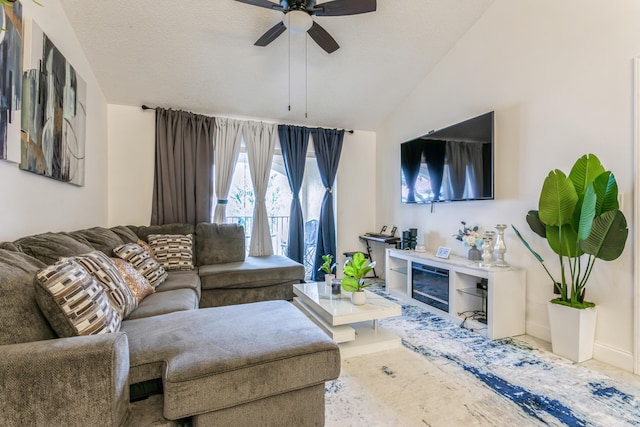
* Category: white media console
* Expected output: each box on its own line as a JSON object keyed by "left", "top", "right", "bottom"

{"left": 385, "top": 248, "right": 526, "bottom": 340}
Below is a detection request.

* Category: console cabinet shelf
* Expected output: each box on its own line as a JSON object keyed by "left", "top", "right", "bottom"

{"left": 385, "top": 248, "right": 526, "bottom": 340}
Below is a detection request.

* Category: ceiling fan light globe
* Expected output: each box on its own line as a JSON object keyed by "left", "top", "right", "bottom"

{"left": 283, "top": 10, "right": 313, "bottom": 34}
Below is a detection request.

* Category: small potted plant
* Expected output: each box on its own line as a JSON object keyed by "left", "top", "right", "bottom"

{"left": 512, "top": 153, "right": 628, "bottom": 362}
{"left": 341, "top": 252, "right": 376, "bottom": 305}
{"left": 318, "top": 254, "right": 337, "bottom": 288}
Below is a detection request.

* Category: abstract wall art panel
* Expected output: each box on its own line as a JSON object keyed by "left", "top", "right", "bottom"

{"left": 21, "top": 19, "right": 86, "bottom": 186}
{"left": 0, "top": 1, "right": 23, "bottom": 163}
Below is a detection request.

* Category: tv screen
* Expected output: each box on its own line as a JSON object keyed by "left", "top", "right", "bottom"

{"left": 400, "top": 111, "right": 494, "bottom": 204}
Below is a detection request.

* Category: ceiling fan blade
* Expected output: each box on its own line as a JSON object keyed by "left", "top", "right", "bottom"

{"left": 234, "top": 0, "right": 284, "bottom": 12}
{"left": 307, "top": 21, "right": 339, "bottom": 54}
{"left": 313, "top": 0, "right": 376, "bottom": 16}
{"left": 255, "top": 21, "right": 287, "bottom": 46}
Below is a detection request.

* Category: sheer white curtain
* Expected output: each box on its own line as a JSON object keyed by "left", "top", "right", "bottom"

{"left": 213, "top": 118, "right": 244, "bottom": 224}
{"left": 245, "top": 121, "right": 277, "bottom": 256}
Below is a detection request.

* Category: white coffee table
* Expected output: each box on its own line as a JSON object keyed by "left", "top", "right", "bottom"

{"left": 293, "top": 282, "right": 402, "bottom": 358}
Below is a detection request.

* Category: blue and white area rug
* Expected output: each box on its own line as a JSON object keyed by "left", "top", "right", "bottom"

{"left": 325, "top": 293, "right": 640, "bottom": 427}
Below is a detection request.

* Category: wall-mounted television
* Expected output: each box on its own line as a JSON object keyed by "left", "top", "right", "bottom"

{"left": 400, "top": 111, "right": 494, "bottom": 204}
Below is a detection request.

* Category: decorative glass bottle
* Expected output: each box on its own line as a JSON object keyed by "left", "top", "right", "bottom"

{"left": 467, "top": 244, "right": 482, "bottom": 261}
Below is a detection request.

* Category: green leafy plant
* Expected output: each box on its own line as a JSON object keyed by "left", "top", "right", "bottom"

{"left": 512, "top": 153, "right": 628, "bottom": 309}
{"left": 318, "top": 254, "right": 336, "bottom": 275}
{"left": 1, "top": 0, "right": 42, "bottom": 7}
{"left": 341, "top": 252, "right": 375, "bottom": 292}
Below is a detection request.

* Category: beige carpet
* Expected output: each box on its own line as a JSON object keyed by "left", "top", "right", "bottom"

{"left": 325, "top": 347, "right": 548, "bottom": 427}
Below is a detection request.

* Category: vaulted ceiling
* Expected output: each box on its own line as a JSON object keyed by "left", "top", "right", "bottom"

{"left": 59, "top": 0, "right": 494, "bottom": 130}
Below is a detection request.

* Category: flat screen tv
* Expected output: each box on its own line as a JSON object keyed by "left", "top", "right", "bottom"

{"left": 401, "top": 111, "right": 494, "bottom": 204}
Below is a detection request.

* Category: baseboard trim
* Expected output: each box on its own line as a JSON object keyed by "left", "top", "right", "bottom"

{"left": 525, "top": 320, "right": 550, "bottom": 342}
{"left": 526, "top": 321, "right": 634, "bottom": 372}
{"left": 593, "top": 341, "right": 634, "bottom": 372}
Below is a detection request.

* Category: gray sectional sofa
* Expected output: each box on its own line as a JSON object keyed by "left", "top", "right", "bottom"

{"left": 0, "top": 222, "right": 341, "bottom": 426}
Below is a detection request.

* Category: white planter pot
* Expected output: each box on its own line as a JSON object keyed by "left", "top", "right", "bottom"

{"left": 351, "top": 290, "right": 367, "bottom": 305}
{"left": 547, "top": 301, "right": 597, "bottom": 363}
{"left": 325, "top": 274, "right": 335, "bottom": 288}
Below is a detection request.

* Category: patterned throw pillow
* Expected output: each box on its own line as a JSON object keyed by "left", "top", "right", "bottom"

{"left": 147, "top": 234, "right": 194, "bottom": 271}
{"left": 113, "top": 243, "right": 168, "bottom": 288}
{"left": 34, "top": 259, "right": 121, "bottom": 337}
{"left": 74, "top": 251, "right": 138, "bottom": 318}
{"left": 111, "top": 258, "right": 155, "bottom": 303}
{"left": 137, "top": 239, "right": 156, "bottom": 260}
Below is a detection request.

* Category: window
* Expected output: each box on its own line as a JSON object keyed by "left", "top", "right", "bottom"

{"left": 225, "top": 145, "right": 324, "bottom": 278}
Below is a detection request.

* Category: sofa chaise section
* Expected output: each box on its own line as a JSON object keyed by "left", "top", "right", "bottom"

{"left": 121, "top": 301, "right": 340, "bottom": 421}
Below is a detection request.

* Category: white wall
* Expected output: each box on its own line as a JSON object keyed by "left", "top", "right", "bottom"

{"left": 0, "top": 0, "right": 108, "bottom": 241}
{"left": 107, "top": 105, "right": 155, "bottom": 226}
{"left": 376, "top": 0, "right": 639, "bottom": 371}
{"left": 107, "top": 105, "right": 377, "bottom": 264}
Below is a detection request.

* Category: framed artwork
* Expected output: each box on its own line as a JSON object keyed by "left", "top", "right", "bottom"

{"left": 21, "top": 19, "right": 87, "bottom": 186}
{"left": 0, "top": 1, "right": 23, "bottom": 162}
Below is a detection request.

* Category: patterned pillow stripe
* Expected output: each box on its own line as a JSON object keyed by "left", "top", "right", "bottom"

{"left": 113, "top": 243, "right": 168, "bottom": 288}
{"left": 34, "top": 259, "right": 121, "bottom": 337}
{"left": 148, "top": 234, "right": 194, "bottom": 271}
{"left": 73, "top": 251, "right": 138, "bottom": 318}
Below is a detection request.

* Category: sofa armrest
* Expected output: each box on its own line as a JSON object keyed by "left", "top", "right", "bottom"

{"left": 0, "top": 332, "right": 130, "bottom": 427}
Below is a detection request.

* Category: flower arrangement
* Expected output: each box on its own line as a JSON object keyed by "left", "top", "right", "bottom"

{"left": 453, "top": 221, "right": 484, "bottom": 248}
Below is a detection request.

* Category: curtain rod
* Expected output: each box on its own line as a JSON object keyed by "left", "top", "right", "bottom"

{"left": 141, "top": 105, "right": 354, "bottom": 134}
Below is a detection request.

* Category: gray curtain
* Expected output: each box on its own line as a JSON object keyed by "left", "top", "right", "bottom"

{"left": 213, "top": 118, "right": 244, "bottom": 224}
{"left": 278, "top": 125, "right": 310, "bottom": 264}
{"left": 245, "top": 121, "right": 277, "bottom": 256}
{"left": 311, "top": 128, "right": 344, "bottom": 281}
{"left": 151, "top": 108, "right": 215, "bottom": 226}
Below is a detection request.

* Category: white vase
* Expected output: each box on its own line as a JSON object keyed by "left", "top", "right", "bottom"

{"left": 351, "top": 290, "right": 367, "bottom": 305}
{"left": 547, "top": 301, "right": 597, "bottom": 362}
{"left": 325, "top": 274, "right": 335, "bottom": 288}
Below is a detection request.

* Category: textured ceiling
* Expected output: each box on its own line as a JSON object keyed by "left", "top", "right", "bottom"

{"left": 59, "top": 0, "right": 494, "bottom": 130}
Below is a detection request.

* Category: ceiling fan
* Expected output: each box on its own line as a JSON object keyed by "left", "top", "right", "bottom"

{"left": 234, "top": 0, "right": 377, "bottom": 54}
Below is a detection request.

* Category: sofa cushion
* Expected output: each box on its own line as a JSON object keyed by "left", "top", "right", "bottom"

{"left": 155, "top": 270, "right": 201, "bottom": 299}
{"left": 120, "top": 301, "right": 340, "bottom": 419}
{"left": 198, "top": 255, "right": 304, "bottom": 290}
{"left": 195, "top": 223, "right": 245, "bottom": 265}
{"left": 110, "top": 225, "right": 140, "bottom": 244}
{"left": 0, "top": 249, "right": 56, "bottom": 345}
{"left": 124, "top": 288, "right": 198, "bottom": 321}
{"left": 69, "top": 227, "right": 126, "bottom": 255}
{"left": 136, "top": 224, "right": 195, "bottom": 242}
{"left": 113, "top": 243, "right": 168, "bottom": 288}
{"left": 111, "top": 258, "right": 155, "bottom": 304}
{"left": 34, "top": 259, "right": 121, "bottom": 337}
{"left": 14, "top": 232, "right": 94, "bottom": 265}
{"left": 148, "top": 234, "right": 194, "bottom": 271}
{"left": 74, "top": 251, "right": 138, "bottom": 318}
